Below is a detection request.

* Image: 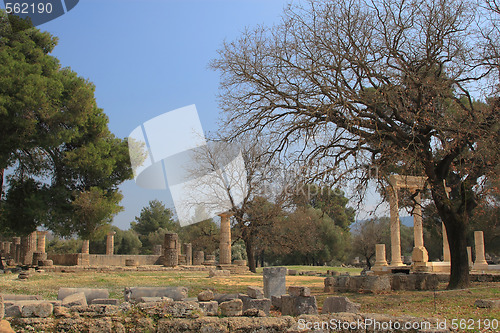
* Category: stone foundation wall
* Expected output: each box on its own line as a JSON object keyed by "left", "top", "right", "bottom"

{"left": 47, "top": 254, "right": 162, "bottom": 266}
{"left": 324, "top": 274, "right": 440, "bottom": 293}
{"left": 7, "top": 307, "right": 451, "bottom": 333}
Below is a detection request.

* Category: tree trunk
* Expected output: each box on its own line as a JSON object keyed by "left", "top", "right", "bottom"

{"left": 245, "top": 237, "right": 257, "bottom": 273}
{"left": 430, "top": 184, "right": 470, "bottom": 289}
{"left": 444, "top": 217, "right": 470, "bottom": 289}
{"left": 0, "top": 168, "right": 4, "bottom": 201}
{"left": 365, "top": 255, "right": 372, "bottom": 270}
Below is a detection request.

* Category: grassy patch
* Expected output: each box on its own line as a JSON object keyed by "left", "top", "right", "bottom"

{"left": 1, "top": 268, "right": 498, "bottom": 324}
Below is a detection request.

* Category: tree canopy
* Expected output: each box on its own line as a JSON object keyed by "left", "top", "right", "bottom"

{"left": 0, "top": 13, "right": 132, "bottom": 238}
{"left": 212, "top": 0, "right": 500, "bottom": 288}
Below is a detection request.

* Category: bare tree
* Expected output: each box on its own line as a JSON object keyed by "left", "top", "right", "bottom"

{"left": 212, "top": 0, "right": 500, "bottom": 288}
{"left": 185, "top": 138, "right": 285, "bottom": 272}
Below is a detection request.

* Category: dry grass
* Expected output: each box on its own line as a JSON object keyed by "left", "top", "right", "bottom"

{"left": 0, "top": 267, "right": 498, "bottom": 325}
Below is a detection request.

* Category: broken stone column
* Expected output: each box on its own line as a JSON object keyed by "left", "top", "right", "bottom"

{"left": 219, "top": 212, "right": 232, "bottom": 265}
{"left": 372, "top": 244, "right": 388, "bottom": 270}
{"left": 163, "top": 232, "right": 178, "bottom": 267}
{"left": 153, "top": 244, "right": 162, "bottom": 256}
{"left": 20, "top": 231, "right": 37, "bottom": 265}
{"left": 263, "top": 266, "right": 287, "bottom": 298}
{"left": 472, "top": 231, "right": 488, "bottom": 270}
{"left": 183, "top": 243, "right": 192, "bottom": 266}
{"left": 2, "top": 242, "right": 11, "bottom": 256}
{"left": 411, "top": 193, "right": 429, "bottom": 264}
{"left": 36, "top": 231, "right": 48, "bottom": 253}
{"left": 387, "top": 186, "right": 403, "bottom": 266}
{"left": 81, "top": 240, "right": 90, "bottom": 254}
{"left": 193, "top": 251, "right": 204, "bottom": 265}
{"left": 442, "top": 222, "right": 451, "bottom": 262}
{"left": 12, "top": 237, "right": 21, "bottom": 263}
{"left": 106, "top": 231, "right": 116, "bottom": 255}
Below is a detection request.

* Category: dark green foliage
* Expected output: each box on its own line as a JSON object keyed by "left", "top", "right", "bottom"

{"left": 0, "top": 12, "right": 132, "bottom": 237}
{"left": 131, "top": 200, "right": 179, "bottom": 253}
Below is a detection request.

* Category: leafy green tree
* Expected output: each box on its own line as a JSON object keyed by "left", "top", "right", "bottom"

{"left": 131, "top": 200, "right": 178, "bottom": 253}
{"left": 292, "top": 185, "right": 355, "bottom": 230}
{"left": 178, "top": 218, "right": 219, "bottom": 254}
{"left": 46, "top": 238, "right": 83, "bottom": 254}
{"left": 0, "top": 13, "right": 132, "bottom": 237}
{"left": 114, "top": 228, "right": 142, "bottom": 255}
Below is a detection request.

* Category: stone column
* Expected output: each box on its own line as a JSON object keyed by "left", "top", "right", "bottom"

{"left": 153, "top": 244, "right": 163, "bottom": 256}
{"left": 12, "top": 237, "right": 21, "bottom": 263}
{"left": 36, "top": 231, "right": 48, "bottom": 253}
{"left": 106, "top": 232, "right": 116, "bottom": 255}
{"left": 411, "top": 192, "right": 428, "bottom": 263}
{"left": 3, "top": 242, "right": 11, "bottom": 256}
{"left": 183, "top": 243, "right": 192, "bottom": 266}
{"left": 163, "top": 232, "right": 178, "bottom": 267}
{"left": 219, "top": 212, "right": 232, "bottom": 265}
{"left": 472, "top": 231, "right": 488, "bottom": 270}
{"left": 387, "top": 186, "right": 403, "bottom": 266}
{"left": 20, "top": 231, "right": 37, "bottom": 265}
{"left": 442, "top": 222, "right": 451, "bottom": 262}
{"left": 81, "top": 240, "right": 90, "bottom": 254}
{"left": 193, "top": 250, "right": 204, "bottom": 265}
{"left": 373, "top": 244, "right": 389, "bottom": 270}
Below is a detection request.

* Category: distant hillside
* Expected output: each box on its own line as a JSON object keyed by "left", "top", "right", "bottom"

{"left": 352, "top": 216, "right": 414, "bottom": 230}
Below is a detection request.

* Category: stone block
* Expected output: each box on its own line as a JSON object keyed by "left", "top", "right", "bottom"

{"left": 91, "top": 298, "right": 120, "bottom": 306}
{"left": 287, "top": 269, "right": 297, "bottom": 276}
{"left": 238, "top": 294, "right": 271, "bottom": 315}
{"left": 62, "top": 292, "right": 88, "bottom": 307}
{"left": 198, "top": 300, "right": 218, "bottom": 316}
{"left": 220, "top": 299, "right": 243, "bottom": 316}
{"left": 123, "top": 286, "right": 187, "bottom": 302}
{"left": 281, "top": 295, "right": 318, "bottom": 316}
{"left": 37, "top": 260, "right": 53, "bottom": 267}
{"left": 474, "top": 299, "right": 500, "bottom": 309}
{"left": 348, "top": 276, "right": 363, "bottom": 291}
{"left": 197, "top": 290, "right": 214, "bottom": 301}
{"left": 412, "top": 246, "right": 429, "bottom": 263}
{"left": 415, "top": 274, "right": 439, "bottom": 290}
{"left": 246, "top": 286, "right": 264, "bottom": 299}
{"left": 361, "top": 275, "right": 391, "bottom": 293}
{"left": 243, "top": 308, "right": 266, "bottom": 317}
{"left": 58, "top": 288, "right": 109, "bottom": 304}
{"left": 391, "top": 274, "right": 417, "bottom": 291}
{"left": 209, "top": 269, "right": 230, "bottom": 278}
{"left": 324, "top": 277, "right": 335, "bottom": 293}
{"left": 271, "top": 295, "right": 282, "bottom": 309}
{"left": 138, "top": 297, "right": 173, "bottom": 303}
{"left": 288, "top": 286, "right": 311, "bottom": 297}
{"left": 213, "top": 293, "right": 239, "bottom": 304}
{"left": 4, "top": 305, "right": 21, "bottom": 318}
{"left": 125, "top": 259, "right": 138, "bottom": 267}
{"left": 263, "top": 267, "right": 286, "bottom": 298}
{"left": 336, "top": 275, "right": 351, "bottom": 292}
{"left": 21, "top": 302, "right": 53, "bottom": 318}
{"left": 321, "top": 296, "right": 360, "bottom": 314}
{"left": 234, "top": 259, "right": 247, "bottom": 266}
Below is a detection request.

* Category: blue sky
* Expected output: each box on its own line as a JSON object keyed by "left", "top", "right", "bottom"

{"left": 2, "top": 0, "right": 396, "bottom": 229}
{"left": 14, "top": 0, "right": 293, "bottom": 229}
